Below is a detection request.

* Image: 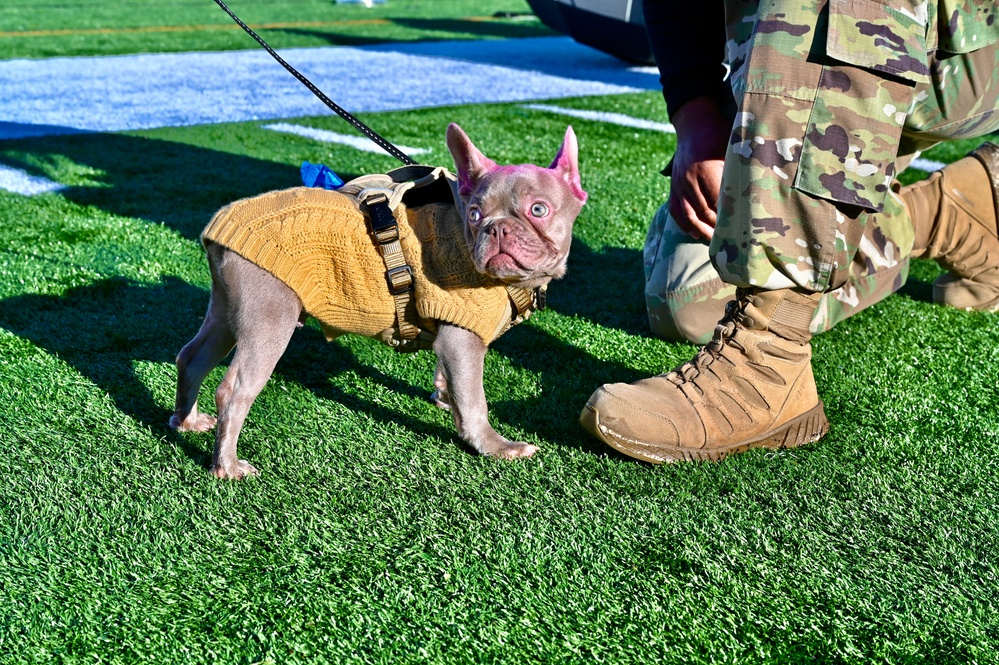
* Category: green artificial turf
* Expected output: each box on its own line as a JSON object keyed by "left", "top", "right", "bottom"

{"left": 2, "top": 3, "right": 999, "bottom": 664}
{"left": 0, "top": 0, "right": 553, "bottom": 60}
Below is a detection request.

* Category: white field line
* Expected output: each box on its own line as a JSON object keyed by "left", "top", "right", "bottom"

{"left": 271, "top": 115, "right": 949, "bottom": 174}
{"left": 522, "top": 104, "right": 959, "bottom": 175}
{"left": 0, "top": 164, "right": 64, "bottom": 196}
{"left": 262, "top": 123, "right": 429, "bottom": 155}
{"left": 908, "top": 157, "right": 946, "bottom": 172}
{"left": 521, "top": 104, "right": 674, "bottom": 133}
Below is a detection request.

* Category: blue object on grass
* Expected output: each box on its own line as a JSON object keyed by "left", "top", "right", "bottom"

{"left": 301, "top": 161, "right": 345, "bottom": 190}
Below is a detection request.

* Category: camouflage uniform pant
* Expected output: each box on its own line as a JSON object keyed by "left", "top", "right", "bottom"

{"left": 645, "top": 0, "right": 999, "bottom": 344}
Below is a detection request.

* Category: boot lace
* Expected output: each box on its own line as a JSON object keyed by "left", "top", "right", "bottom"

{"left": 666, "top": 296, "right": 749, "bottom": 386}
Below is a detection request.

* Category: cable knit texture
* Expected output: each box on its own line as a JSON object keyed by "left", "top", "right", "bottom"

{"left": 201, "top": 187, "right": 514, "bottom": 344}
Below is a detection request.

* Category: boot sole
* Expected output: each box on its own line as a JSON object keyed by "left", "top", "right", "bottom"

{"left": 580, "top": 401, "right": 830, "bottom": 464}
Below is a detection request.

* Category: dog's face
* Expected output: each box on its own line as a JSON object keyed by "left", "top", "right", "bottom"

{"left": 446, "top": 123, "right": 587, "bottom": 290}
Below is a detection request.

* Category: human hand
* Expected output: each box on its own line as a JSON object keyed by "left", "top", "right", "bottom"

{"left": 667, "top": 97, "right": 731, "bottom": 241}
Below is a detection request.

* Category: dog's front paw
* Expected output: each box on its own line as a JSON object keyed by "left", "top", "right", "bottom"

{"left": 477, "top": 437, "right": 539, "bottom": 460}
{"left": 494, "top": 442, "right": 539, "bottom": 460}
{"left": 170, "top": 411, "right": 217, "bottom": 433}
{"left": 210, "top": 459, "right": 260, "bottom": 480}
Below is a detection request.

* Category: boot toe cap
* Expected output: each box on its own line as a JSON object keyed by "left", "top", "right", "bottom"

{"left": 580, "top": 382, "right": 703, "bottom": 463}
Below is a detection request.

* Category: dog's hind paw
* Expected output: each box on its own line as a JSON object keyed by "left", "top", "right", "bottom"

{"left": 169, "top": 412, "right": 218, "bottom": 433}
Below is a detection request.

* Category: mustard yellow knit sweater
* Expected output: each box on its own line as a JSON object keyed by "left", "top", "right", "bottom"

{"left": 201, "top": 187, "right": 514, "bottom": 344}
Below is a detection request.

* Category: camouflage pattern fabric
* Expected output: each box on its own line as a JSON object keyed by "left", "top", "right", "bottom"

{"left": 645, "top": 195, "right": 908, "bottom": 344}
{"left": 645, "top": 204, "right": 738, "bottom": 344}
{"left": 645, "top": 0, "right": 999, "bottom": 341}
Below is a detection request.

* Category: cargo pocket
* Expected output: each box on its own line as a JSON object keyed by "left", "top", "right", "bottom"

{"left": 792, "top": 0, "right": 929, "bottom": 212}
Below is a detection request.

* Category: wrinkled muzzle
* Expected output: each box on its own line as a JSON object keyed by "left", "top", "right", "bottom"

{"left": 473, "top": 216, "right": 560, "bottom": 282}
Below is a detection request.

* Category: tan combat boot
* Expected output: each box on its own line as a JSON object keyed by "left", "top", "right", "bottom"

{"left": 904, "top": 142, "right": 999, "bottom": 311}
{"left": 580, "top": 287, "right": 829, "bottom": 463}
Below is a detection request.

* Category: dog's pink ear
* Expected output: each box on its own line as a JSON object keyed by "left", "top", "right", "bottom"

{"left": 447, "top": 123, "right": 498, "bottom": 196}
{"left": 549, "top": 125, "right": 587, "bottom": 203}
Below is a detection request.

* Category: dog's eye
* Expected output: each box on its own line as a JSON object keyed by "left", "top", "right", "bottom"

{"left": 468, "top": 206, "right": 482, "bottom": 225}
{"left": 530, "top": 202, "right": 550, "bottom": 218}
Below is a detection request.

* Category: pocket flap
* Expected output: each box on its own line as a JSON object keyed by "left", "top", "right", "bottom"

{"left": 827, "top": 0, "right": 929, "bottom": 83}
{"left": 792, "top": 65, "right": 913, "bottom": 212}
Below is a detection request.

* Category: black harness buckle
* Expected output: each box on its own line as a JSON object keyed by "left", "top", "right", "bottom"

{"left": 386, "top": 265, "right": 414, "bottom": 295}
{"left": 363, "top": 194, "right": 399, "bottom": 245}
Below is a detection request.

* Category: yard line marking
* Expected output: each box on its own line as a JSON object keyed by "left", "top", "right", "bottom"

{"left": 262, "top": 123, "right": 429, "bottom": 155}
{"left": 0, "top": 164, "right": 64, "bottom": 196}
{"left": 521, "top": 104, "right": 674, "bottom": 133}
{"left": 909, "top": 157, "right": 946, "bottom": 172}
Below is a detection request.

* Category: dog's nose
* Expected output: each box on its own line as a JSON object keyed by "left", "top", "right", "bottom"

{"left": 489, "top": 219, "right": 515, "bottom": 238}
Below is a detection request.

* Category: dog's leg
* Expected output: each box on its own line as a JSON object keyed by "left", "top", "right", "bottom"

{"left": 209, "top": 250, "right": 303, "bottom": 479}
{"left": 171, "top": 268, "right": 236, "bottom": 433}
{"left": 433, "top": 323, "right": 538, "bottom": 459}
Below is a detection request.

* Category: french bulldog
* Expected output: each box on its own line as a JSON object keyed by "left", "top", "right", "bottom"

{"left": 169, "top": 123, "right": 586, "bottom": 479}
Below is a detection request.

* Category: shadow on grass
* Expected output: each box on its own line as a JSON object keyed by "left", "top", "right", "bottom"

{"left": 0, "top": 275, "right": 644, "bottom": 466}
{"left": 487, "top": 327, "right": 651, "bottom": 460}
{"left": 894, "top": 257, "right": 945, "bottom": 304}
{"left": 392, "top": 17, "right": 551, "bottom": 39}
{"left": 0, "top": 277, "right": 213, "bottom": 465}
{"left": 895, "top": 275, "right": 934, "bottom": 304}
{"left": 273, "top": 16, "right": 551, "bottom": 47}
{"left": 0, "top": 276, "right": 456, "bottom": 465}
{"left": 0, "top": 132, "right": 363, "bottom": 240}
{"left": 557, "top": 239, "right": 650, "bottom": 337}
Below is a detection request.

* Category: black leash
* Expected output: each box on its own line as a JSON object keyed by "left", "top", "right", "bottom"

{"left": 213, "top": 0, "right": 419, "bottom": 166}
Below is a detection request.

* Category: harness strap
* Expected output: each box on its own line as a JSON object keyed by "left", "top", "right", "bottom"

{"left": 507, "top": 286, "right": 537, "bottom": 319}
{"left": 359, "top": 193, "right": 420, "bottom": 343}
{"left": 498, "top": 285, "right": 546, "bottom": 337}
{"left": 351, "top": 168, "right": 546, "bottom": 352}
